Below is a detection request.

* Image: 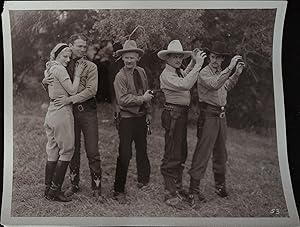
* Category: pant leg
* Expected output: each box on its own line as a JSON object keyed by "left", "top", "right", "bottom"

{"left": 45, "top": 107, "right": 75, "bottom": 162}
{"left": 68, "top": 110, "right": 82, "bottom": 185}
{"left": 212, "top": 117, "right": 228, "bottom": 186}
{"left": 161, "top": 109, "right": 187, "bottom": 195}
{"left": 188, "top": 115, "right": 219, "bottom": 181}
{"left": 114, "top": 117, "right": 134, "bottom": 192}
{"left": 175, "top": 112, "right": 188, "bottom": 191}
{"left": 80, "top": 110, "right": 101, "bottom": 176}
{"left": 134, "top": 115, "right": 150, "bottom": 185}
{"left": 44, "top": 122, "right": 60, "bottom": 162}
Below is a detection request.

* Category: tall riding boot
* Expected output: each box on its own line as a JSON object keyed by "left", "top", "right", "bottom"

{"left": 91, "top": 172, "right": 103, "bottom": 201}
{"left": 46, "top": 160, "right": 72, "bottom": 202}
{"left": 188, "top": 177, "right": 206, "bottom": 206}
{"left": 214, "top": 173, "right": 228, "bottom": 197}
{"left": 64, "top": 166, "right": 80, "bottom": 197}
{"left": 44, "top": 161, "right": 57, "bottom": 197}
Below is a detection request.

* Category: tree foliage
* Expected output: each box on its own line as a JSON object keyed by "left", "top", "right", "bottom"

{"left": 9, "top": 9, "right": 276, "bottom": 130}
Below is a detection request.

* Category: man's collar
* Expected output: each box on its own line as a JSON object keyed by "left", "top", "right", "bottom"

{"left": 165, "top": 64, "right": 178, "bottom": 73}
{"left": 208, "top": 64, "right": 221, "bottom": 74}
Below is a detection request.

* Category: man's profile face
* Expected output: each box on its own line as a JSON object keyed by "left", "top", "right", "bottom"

{"left": 209, "top": 53, "right": 225, "bottom": 69}
{"left": 166, "top": 53, "right": 184, "bottom": 69}
{"left": 70, "top": 38, "right": 87, "bottom": 59}
{"left": 122, "top": 52, "right": 140, "bottom": 69}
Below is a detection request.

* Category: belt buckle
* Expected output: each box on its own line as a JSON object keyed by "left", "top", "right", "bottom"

{"left": 77, "top": 104, "right": 84, "bottom": 112}
{"left": 219, "top": 112, "right": 225, "bottom": 118}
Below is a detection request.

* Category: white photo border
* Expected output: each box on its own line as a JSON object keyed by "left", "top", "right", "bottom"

{"left": 2, "top": 1, "right": 299, "bottom": 226}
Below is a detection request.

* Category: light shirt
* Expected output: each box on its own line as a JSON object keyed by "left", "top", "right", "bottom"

{"left": 160, "top": 63, "right": 201, "bottom": 106}
{"left": 197, "top": 65, "right": 240, "bottom": 106}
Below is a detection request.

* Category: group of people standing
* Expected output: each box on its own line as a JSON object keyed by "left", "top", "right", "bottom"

{"left": 42, "top": 33, "right": 245, "bottom": 210}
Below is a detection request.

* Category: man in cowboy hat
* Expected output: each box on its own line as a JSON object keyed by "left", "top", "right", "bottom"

{"left": 113, "top": 39, "right": 153, "bottom": 204}
{"left": 187, "top": 41, "right": 245, "bottom": 206}
{"left": 157, "top": 40, "right": 207, "bottom": 209}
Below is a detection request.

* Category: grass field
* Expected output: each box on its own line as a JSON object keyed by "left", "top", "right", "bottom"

{"left": 11, "top": 97, "right": 288, "bottom": 217}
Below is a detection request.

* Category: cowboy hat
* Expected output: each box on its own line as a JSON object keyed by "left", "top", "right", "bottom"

{"left": 157, "top": 40, "right": 192, "bottom": 60}
{"left": 205, "top": 41, "right": 230, "bottom": 56}
{"left": 116, "top": 40, "right": 144, "bottom": 57}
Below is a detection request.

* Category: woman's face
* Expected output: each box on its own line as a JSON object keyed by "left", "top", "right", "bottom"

{"left": 56, "top": 48, "right": 72, "bottom": 67}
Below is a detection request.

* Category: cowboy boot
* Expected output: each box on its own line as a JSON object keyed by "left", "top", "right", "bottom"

{"left": 91, "top": 172, "right": 104, "bottom": 202}
{"left": 44, "top": 161, "right": 57, "bottom": 197}
{"left": 214, "top": 173, "right": 228, "bottom": 198}
{"left": 64, "top": 166, "right": 80, "bottom": 197}
{"left": 46, "top": 160, "right": 72, "bottom": 202}
{"left": 187, "top": 178, "right": 206, "bottom": 207}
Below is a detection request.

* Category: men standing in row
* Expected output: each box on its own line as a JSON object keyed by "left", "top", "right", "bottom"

{"left": 188, "top": 41, "right": 245, "bottom": 206}
{"left": 113, "top": 40, "right": 153, "bottom": 204}
{"left": 157, "top": 40, "right": 207, "bottom": 209}
{"left": 53, "top": 33, "right": 102, "bottom": 199}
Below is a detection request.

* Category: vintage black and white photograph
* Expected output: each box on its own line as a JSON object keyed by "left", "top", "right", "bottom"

{"left": 1, "top": 1, "right": 299, "bottom": 226}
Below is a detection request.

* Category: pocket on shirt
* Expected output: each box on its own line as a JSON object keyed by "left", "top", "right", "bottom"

{"left": 198, "top": 84, "right": 209, "bottom": 95}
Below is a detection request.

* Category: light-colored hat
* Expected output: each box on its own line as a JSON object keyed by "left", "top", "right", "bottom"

{"left": 157, "top": 40, "right": 192, "bottom": 60}
{"left": 116, "top": 40, "right": 144, "bottom": 57}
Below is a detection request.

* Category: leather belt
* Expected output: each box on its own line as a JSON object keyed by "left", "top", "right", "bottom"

{"left": 164, "top": 102, "right": 190, "bottom": 113}
{"left": 199, "top": 102, "right": 226, "bottom": 119}
{"left": 73, "top": 98, "right": 97, "bottom": 112}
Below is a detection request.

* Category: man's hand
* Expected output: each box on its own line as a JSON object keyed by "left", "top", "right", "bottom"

{"left": 146, "top": 114, "right": 152, "bottom": 125}
{"left": 142, "top": 90, "right": 154, "bottom": 102}
{"left": 234, "top": 61, "right": 245, "bottom": 76}
{"left": 53, "top": 95, "right": 71, "bottom": 108}
{"left": 228, "top": 55, "right": 243, "bottom": 70}
{"left": 194, "top": 50, "right": 207, "bottom": 67}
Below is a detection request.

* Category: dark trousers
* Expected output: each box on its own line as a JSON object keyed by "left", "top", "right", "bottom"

{"left": 161, "top": 108, "right": 188, "bottom": 195}
{"left": 69, "top": 99, "right": 102, "bottom": 189}
{"left": 114, "top": 115, "right": 150, "bottom": 193}
{"left": 188, "top": 106, "right": 228, "bottom": 187}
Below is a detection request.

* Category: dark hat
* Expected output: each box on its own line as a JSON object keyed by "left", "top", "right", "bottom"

{"left": 207, "top": 41, "right": 230, "bottom": 56}
{"left": 116, "top": 40, "right": 144, "bottom": 57}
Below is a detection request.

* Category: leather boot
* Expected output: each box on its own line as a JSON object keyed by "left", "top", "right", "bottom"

{"left": 214, "top": 173, "right": 228, "bottom": 197}
{"left": 45, "top": 160, "right": 72, "bottom": 202}
{"left": 44, "top": 161, "right": 57, "bottom": 197}
{"left": 187, "top": 178, "right": 206, "bottom": 207}
{"left": 91, "top": 172, "right": 103, "bottom": 201}
{"left": 64, "top": 167, "right": 80, "bottom": 197}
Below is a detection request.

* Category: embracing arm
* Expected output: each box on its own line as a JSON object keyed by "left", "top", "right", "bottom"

{"left": 68, "top": 63, "right": 98, "bottom": 104}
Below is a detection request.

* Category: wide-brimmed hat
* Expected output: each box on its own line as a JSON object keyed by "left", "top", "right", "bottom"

{"left": 116, "top": 40, "right": 144, "bottom": 57}
{"left": 206, "top": 41, "right": 230, "bottom": 56}
{"left": 157, "top": 40, "right": 192, "bottom": 60}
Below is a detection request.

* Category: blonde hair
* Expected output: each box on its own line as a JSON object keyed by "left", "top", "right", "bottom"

{"left": 49, "top": 43, "right": 71, "bottom": 61}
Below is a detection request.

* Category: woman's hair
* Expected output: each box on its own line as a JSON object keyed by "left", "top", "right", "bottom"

{"left": 49, "top": 43, "right": 71, "bottom": 61}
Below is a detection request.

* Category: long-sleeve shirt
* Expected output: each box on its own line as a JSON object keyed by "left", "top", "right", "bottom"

{"left": 160, "top": 62, "right": 202, "bottom": 106}
{"left": 197, "top": 65, "right": 240, "bottom": 106}
{"left": 114, "top": 66, "right": 152, "bottom": 118}
{"left": 47, "top": 62, "right": 74, "bottom": 99}
{"left": 68, "top": 58, "right": 98, "bottom": 104}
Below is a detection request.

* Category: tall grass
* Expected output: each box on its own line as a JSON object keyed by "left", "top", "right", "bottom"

{"left": 11, "top": 97, "right": 288, "bottom": 217}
